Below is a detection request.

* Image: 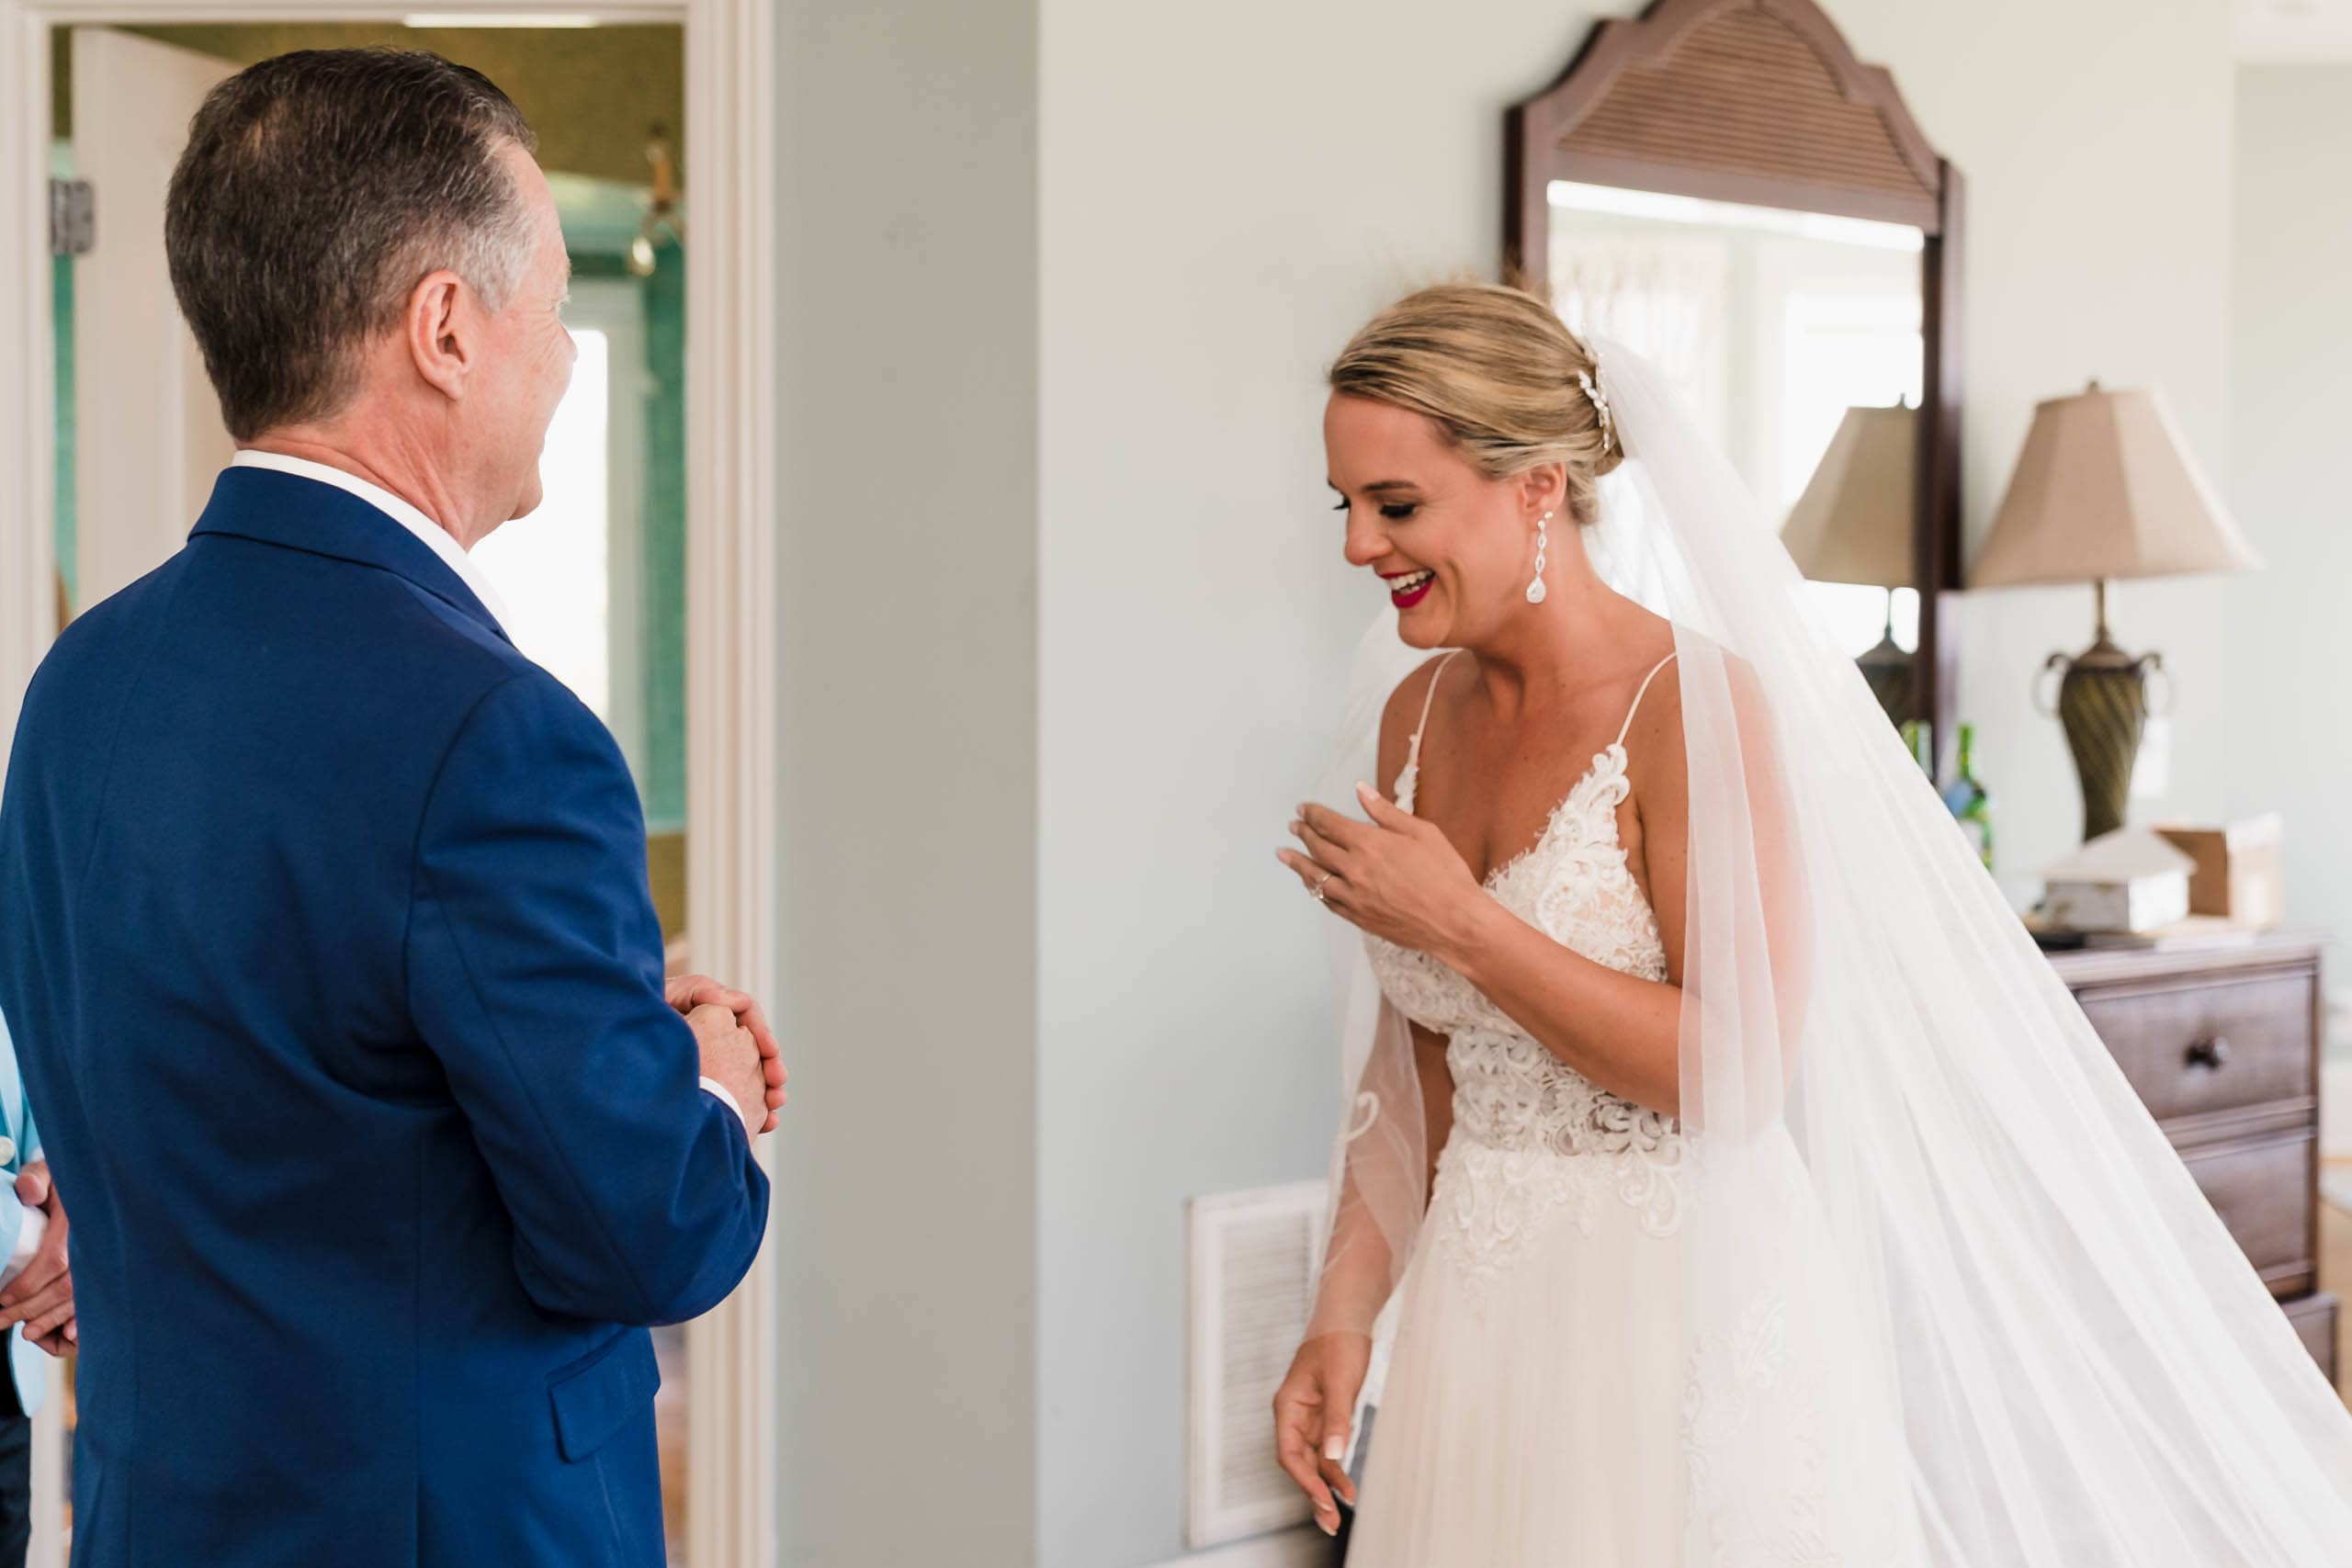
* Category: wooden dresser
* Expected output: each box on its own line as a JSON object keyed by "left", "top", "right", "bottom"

{"left": 2048, "top": 934, "right": 2335, "bottom": 1381}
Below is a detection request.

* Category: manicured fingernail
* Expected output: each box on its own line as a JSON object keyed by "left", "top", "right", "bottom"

{"left": 1319, "top": 1511, "right": 1338, "bottom": 1537}
{"left": 1323, "top": 1436, "right": 1345, "bottom": 1462}
{"left": 1355, "top": 781, "right": 1374, "bottom": 795}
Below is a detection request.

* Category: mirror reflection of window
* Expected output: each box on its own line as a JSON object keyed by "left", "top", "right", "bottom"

{"left": 1776, "top": 291, "right": 1922, "bottom": 511}
{"left": 1550, "top": 235, "right": 1731, "bottom": 439}
{"left": 1548, "top": 182, "right": 1925, "bottom": 660}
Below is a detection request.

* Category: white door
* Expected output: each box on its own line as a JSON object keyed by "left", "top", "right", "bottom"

{"left": 71, "top": 28, "right": 235, "bottom": 611}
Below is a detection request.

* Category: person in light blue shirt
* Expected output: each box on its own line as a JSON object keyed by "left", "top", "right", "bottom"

{"left": 0, "top": 1007, "right": 70, "bottom": 1568}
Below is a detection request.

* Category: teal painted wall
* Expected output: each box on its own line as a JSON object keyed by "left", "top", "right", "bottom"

{"left": 571, "top": 244, "right": 687, "bottom": 833}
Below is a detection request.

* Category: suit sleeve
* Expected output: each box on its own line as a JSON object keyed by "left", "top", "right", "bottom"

{"left": 406, "top": 672, "right": 769, "bottom": 1325}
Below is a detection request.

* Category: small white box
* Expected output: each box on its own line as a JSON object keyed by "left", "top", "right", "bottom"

{"left": 2041, "top": 827, "right": 2197, "bottom": 933}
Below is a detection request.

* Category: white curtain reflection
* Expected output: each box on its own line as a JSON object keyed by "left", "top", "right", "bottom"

{"left": 1548, "top": 186, "right": 1924, "bottom": 659}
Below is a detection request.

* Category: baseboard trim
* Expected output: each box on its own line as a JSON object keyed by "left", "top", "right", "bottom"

{"left": 2324, "top": 1061, "right": 2352, "bottom": 1159}
{"left": 1145, "top": 1528, "right": 1329, "bottom": 1568}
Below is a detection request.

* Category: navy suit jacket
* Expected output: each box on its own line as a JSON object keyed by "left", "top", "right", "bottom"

{"left": 0, "top": 468, "right": 769, "bottom": 1567}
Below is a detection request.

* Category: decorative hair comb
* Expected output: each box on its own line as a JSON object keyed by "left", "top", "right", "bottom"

{"left": 1577, "top": 362, "right": 1615, "bottom": 456}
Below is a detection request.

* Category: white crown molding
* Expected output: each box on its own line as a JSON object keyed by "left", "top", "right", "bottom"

{"left": 0, "top": 4, "right": 778, "bottom": 1564}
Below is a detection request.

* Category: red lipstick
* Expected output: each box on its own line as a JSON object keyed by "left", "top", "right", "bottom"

{"left": 1385, "top": 570, "right": 1434, "bottom": 608}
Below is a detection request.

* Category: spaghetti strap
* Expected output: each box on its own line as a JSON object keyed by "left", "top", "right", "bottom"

{"left": 1402, "top": 650, "right": 1464, "bottom": 773}
{"left": 1613, "top": 652, "right": 1679, "bottom": 750}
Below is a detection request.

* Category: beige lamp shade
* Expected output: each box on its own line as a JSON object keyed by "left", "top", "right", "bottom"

{"left": 1781, "top": 405, "right": 1917, "bottom": 589}
{"left": 1971, "top": 383, "right": 2260, "bottom": 588}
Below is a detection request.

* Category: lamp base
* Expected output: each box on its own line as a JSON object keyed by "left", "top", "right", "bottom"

{"left": 1858, "top": 628, "right": 1914, "bottom": 728}
{"left": 2051, "top": 630, "right": 2158, "bottom": 841}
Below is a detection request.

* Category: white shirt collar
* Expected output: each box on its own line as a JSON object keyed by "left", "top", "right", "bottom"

{"left": 230, "top": 449, "right": 511, "bottom": 633}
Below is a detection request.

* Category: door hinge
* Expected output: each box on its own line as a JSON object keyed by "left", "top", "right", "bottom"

{"left": 50, "top": 179, "right": 93, "bottom": 258}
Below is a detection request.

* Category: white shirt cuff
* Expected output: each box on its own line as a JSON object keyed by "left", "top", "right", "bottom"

{"left": 699, "top": 1076, "right": 747, "bottom": 1126}
{"left": 2, "top": 1206, "right": 43, "bottom": 1287}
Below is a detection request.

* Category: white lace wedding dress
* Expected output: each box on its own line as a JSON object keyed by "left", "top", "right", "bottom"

{"left": 1346, "top": 652, "right": 1917, "bottom": 1568}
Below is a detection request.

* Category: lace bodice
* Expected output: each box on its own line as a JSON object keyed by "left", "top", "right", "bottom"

{"left": 1370, "top": 737, "right": 1671, "bottom": 1032}
{"left": 1363, "top": 652, "right": 1685, "bottom": 1253}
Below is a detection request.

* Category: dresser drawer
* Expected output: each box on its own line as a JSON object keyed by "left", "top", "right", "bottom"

{"left": 2073, "top": 970, "right": 2314, "bottom": 1125}
{"left": 2178, "top": 1131, "right": 2315, "bottom": 1295}
{"left": 2285, "top": 1292, "right": 2338, "bottom": 1385}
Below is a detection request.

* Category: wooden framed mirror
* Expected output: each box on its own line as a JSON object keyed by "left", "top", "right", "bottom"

{"left": 1506, "top": 0, "right": 1964, "bottom": 774}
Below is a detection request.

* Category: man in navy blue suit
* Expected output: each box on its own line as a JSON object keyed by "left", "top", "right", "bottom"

{"left": 0, "top": 51, "right": 781, "bottom": 1566}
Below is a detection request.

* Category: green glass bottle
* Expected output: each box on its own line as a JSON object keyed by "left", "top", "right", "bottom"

{"left": 1900, "top": 719, "right": 1932, "bottom": 776}
{"left": 1941, "top": 723, "right": 1994, "bottom": 872}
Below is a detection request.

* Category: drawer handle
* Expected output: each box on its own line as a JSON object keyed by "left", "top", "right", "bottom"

{"left": 2185, "top": 1035, "right": 2232, "bottom": 1070}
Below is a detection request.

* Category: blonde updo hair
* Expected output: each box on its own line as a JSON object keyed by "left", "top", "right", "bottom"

{"left": 1328, "top": 280, "right": 1622, "bottom": 525}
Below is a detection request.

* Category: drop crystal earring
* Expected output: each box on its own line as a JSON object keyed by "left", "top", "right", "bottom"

{"left": 1527, "top": 512, "right": 1551, "bottom": 604}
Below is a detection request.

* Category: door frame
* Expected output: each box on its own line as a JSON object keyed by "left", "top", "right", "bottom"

{"left": 0, "top": 3, "right": 780, "bottom": 1563}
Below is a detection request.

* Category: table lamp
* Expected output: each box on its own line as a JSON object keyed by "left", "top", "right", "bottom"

{"left": 1781, "top": 404, "right": 1917, "bottom": 724}
{"left": 1970, "top": 382, "right": 2259, "bottom": 841}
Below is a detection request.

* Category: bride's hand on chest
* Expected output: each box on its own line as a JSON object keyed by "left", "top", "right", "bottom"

{"left": 1279, "top": 782, "right": 1492, "bottom": 962}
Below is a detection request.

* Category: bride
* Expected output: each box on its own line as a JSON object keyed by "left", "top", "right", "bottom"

{"left": 1272, "top": 281, "right": 2352, "bottom": 1565}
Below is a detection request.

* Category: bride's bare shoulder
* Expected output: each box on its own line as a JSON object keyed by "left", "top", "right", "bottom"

{"left": 1382, "top": 652, "right": 1455, "bottom": 726}
{"left": 1628, "top": 631, "right": 1786, "bottom": 784}
{"left": 1375, "top": 653, "right": 1457, "bottom": 792}
{"left": 1624, "top": 646, "right": 1688, "bottom": 779}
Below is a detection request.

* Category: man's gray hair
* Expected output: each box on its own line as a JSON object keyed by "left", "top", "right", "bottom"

{"left": 164, "top": 48, "right": 540, "bottom": 441}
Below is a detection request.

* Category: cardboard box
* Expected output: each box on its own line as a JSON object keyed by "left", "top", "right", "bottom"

{"left": 2155, "top": 816, "right": 2283, "bottom": 930}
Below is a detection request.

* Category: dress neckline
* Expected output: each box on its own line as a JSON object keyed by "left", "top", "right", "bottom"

{"left": 1477, "top": 744, "right": 1628, "bottom": 891}
{"left": 1390, "top": 648, "right": 1675, "bottom": 872}
{"left": 1392, "top": 649, "right": 1674, "bottom": 831}
{"left": 1396, "top": 741, "right": 1629, "bottom": 892}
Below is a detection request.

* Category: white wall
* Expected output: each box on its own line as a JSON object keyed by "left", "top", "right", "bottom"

{"left": 1037, "top": 6, "right": 1623, "bottom": 1564}
{"left": 774, "top": 2, "right": 1041, "bottom": 1563}
{"left": 1036, "top": 3, "right": 2241, "bottom": 1566}
{"left": 2229, "top": 64, "right": 2352, "bottom": 1043}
